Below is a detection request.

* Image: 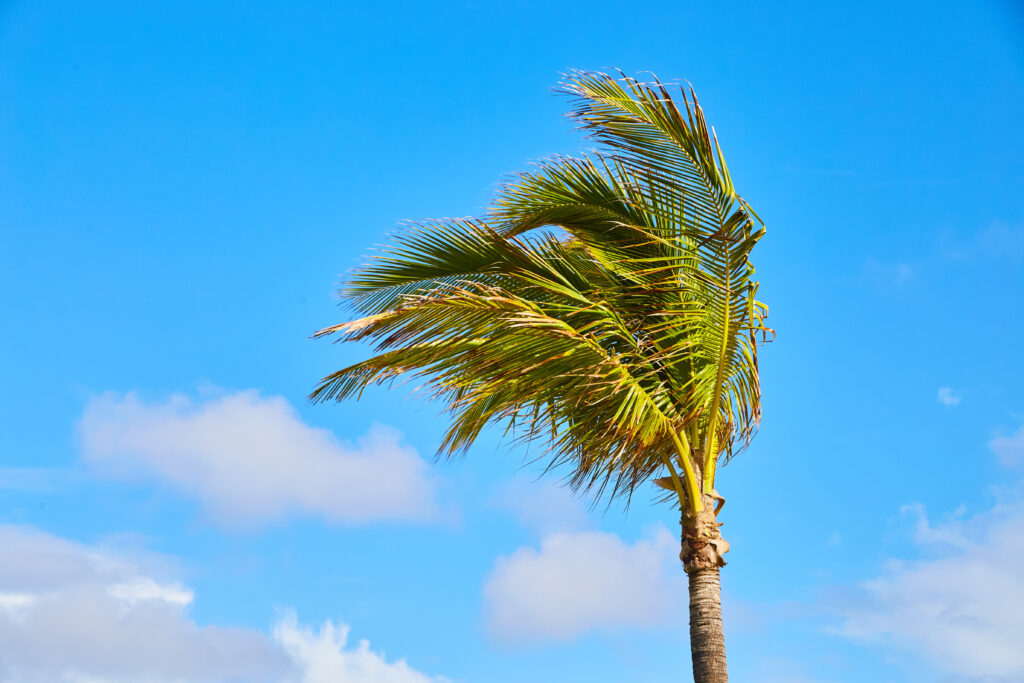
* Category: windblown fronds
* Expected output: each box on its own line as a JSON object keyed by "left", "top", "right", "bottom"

{"left": 312, "top": 71, "right": 770, "bottom": 511}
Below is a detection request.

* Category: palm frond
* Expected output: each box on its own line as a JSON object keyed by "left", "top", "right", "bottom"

{"left": 313, "top": 69, "right": 770, "bottom": 508}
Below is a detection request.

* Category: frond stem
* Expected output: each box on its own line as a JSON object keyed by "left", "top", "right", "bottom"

{"left": 669, "top": 429, "right": 703, "bottom": 515}
{"left": 658, "top": 454, "right": 689, "bottom": 515}
{"left": 703, "top": 436, "right": 718, "bottom": 494}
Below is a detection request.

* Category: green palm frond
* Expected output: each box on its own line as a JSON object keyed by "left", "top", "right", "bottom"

{"left": 557, "top": 70, "right": 768, "bottom": 479}
{"left": 313, "top": 70, "right": 770, "bottom": 513}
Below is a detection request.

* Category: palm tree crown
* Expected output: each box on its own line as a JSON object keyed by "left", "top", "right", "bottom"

{"left": 312, "top": 71, "right": 769, "bottom": 520}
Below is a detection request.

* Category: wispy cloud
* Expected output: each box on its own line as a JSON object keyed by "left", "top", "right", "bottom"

{"left": 483, "top": 525, "right": 683, "bottom": 644}
{"left": 937, "top": 387, "right": 962, "bottom": 407}
{"left": 975, "top": 223, "right": 1024, "bottom": 263}
{"left": 864, "top": 258, "right": 914, "bottom": 286}
{"left": 493, "top": 476, "right": 590, "bottom": 536}
{"left": 78, "top": 389, "right": 445, "bottom": 528}
{"left": 744, "top": 656, "right": 838, "bottom": 683}
{"left": 939, "top": 222, "right": 1024, "bottom": 264}
{"left": 0, "top": 467, "right": 78, "bottom": 492}
{"left": 990, "top": 424, "right": 1024, "bottom": 469}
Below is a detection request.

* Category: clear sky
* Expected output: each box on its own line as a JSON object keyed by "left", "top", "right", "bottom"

{"left": 1, "top": 1, "right": 1023, "bottom": 681}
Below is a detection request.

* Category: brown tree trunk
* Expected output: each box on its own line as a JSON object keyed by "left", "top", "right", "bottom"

{"left": 680, "top": 495, "right": 730, "bottom": 683}
{"left": 688, "top": 568, "right": 727, "bottom": 682}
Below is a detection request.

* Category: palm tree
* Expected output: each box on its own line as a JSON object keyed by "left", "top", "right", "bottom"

{"left": 312, "top": 70, "right": 769, "bottom": 683}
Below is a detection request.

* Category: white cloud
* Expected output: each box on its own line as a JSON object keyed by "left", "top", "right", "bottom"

{"left": 990, "top": 424, "right": 1024, "bottom": 469}
{"left": 106, "top": 577, "right": 193, "bottom": 607}
{"left": 834, "top": 497, "right": 1024, "bottom": 679}
{"left": 79, "top": 389, "right": 443, "bottom": 527}
{"left": 483, "top": 526, "right": 684, "bottom": 644}
{"left": 0, "top": 524, "right": 290, "bottom": 682}
{"left": 494, "top": 477, "right": 590, "bottom": 535}
{"left": 0, "top": 524, "right": 445, "bottom": 683}
{"left": 937, "top": 387, "right": 961, "bottom": 407}
{"left": 275, "top": 614, "right": 447, "bottom": 683}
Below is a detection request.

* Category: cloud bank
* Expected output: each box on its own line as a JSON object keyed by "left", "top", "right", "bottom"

{"left": 483, "top": 526, "right": 683, "bottom": 644}
{"left": 79, "top": 390, "right": 442, "bottom": 527}
{"left": 0, "top": 525, "right": 445, "bottom": 683}
{"left": 834, "top": 497, "right": 1024, "bottom": 680}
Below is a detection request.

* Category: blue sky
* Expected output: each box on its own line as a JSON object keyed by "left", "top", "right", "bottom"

{"left": 1, "top": 1, "right": 1023, "bottom": 681}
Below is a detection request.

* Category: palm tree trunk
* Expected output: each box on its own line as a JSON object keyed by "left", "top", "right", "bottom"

{"left": 680, "top": 496, "right": 730, "bottom": 683}
{"left": 688, "top": 567, "right": 727, "bottom": 682}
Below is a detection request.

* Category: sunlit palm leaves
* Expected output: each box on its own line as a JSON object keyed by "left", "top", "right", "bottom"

{"left": 312, "top": 70, "right": 769, "bottom": 513}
